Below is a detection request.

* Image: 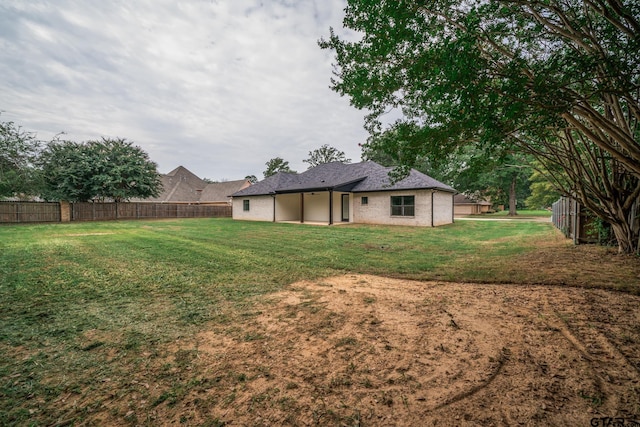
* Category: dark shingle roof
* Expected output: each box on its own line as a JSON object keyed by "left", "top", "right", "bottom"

{"left": 232, "top": 161, "right": 455, "bottom": 197}
{"left": 231, "top": 172, "right": 300, "bottom": 196}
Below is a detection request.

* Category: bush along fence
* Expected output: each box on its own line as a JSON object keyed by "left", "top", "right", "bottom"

{"left": 0, "top": 201, "right": 232, "bottom": 223}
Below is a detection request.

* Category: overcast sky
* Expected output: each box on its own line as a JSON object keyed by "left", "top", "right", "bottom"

{"left": 0, "top": 0, "right": 369, "bottom": 180}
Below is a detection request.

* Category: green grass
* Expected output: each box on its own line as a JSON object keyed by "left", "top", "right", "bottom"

{"left": 0, "top": 217, "right": 624, "bottom": 424}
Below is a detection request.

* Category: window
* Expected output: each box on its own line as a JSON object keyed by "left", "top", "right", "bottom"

{"left": 361, "top": 196, "right": 368, "bottom": 205}
{"left": 243, "top": 200, "right": 250, "bottom": 211}
{"left": 390, "top": 196, "right": 415, "bottom": 216}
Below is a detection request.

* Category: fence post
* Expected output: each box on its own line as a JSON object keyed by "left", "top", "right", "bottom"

{"left": 573, "top": 198, "right": 580, "bottom": 245}
{"left": 60, "top": 201, "right": 71, "bottom": 222}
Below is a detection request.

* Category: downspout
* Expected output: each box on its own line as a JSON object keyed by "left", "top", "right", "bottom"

{"left": 431, "top": 191, "right": 435, "bottom": 227}
{"left": 272, "top": 194, "right": 276, "bottom": 222}
{"left": 300, "top": 193, "right": 304, "bottom": 224}
{"left": 329, "top": 190, "right": 333, "bottom": 225}
{"left": 451, "top": 192, "right": 455, "bottom": 223}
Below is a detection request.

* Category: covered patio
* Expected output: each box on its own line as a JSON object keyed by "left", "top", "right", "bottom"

{"left": 272, "top": 191, "right": 351, "bottom": 225}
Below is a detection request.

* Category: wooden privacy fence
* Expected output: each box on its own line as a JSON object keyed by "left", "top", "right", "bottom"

{"left": 71, "top": 202, "right": 231, "bottom": 221}
{"left": 0, "top": 202, "right": 61, "bottom": 223}
{"left": 0, "top": 201, "right": 231, "bottom": 223}
{"left": 551, "top": 196, "right": 598, "bottom": 244}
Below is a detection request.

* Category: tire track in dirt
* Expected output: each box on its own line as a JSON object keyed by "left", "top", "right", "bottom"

{"left": 432, "top": 347, "right": 509, "bottom": 411}
{"left": 537, "top": 293, "right": 640, "bottom": 416}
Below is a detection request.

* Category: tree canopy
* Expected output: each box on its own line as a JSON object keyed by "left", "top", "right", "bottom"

{"left": 303, "top": 144, "right": 351, "bottom": 169}
{"left": 321, "top": 0, "right": 639, "bottom": 171}
{"left": 263, "top": 157, "right": 296, "bottom": 178}
{"left": 39, "top": 137, "right": 162, "bottom": 202}
{"left": 321, "top": 0, "right": 640, "bottom": 253}
{"left": 363, "top": 128, "right": 532, "bottom": 214}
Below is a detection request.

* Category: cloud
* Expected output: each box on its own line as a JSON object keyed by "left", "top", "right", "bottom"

{"left": 0, "top": 0, "right": 367, "bottom": 179}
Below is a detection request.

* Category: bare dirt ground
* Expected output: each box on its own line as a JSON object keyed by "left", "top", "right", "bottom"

{"left": 138, "top": 274, "right": 640, "bottom": 427}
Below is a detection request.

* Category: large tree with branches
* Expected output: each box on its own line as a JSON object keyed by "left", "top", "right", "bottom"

{"left": 303, "top": 144, "right": 351, "bottom": 169}
{"left": 321, "top": 0, "right": 640, "bottom": 253}
{"left": 39, "top": 137, "right": 162, "bottom": 202}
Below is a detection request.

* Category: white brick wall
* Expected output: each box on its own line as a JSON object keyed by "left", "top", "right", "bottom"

{"left": 433, "top": 191, "right": 454, "bottom": 226}
{"left": 233, "top": 190, "right": 454, "bottom": 226}
{"left": 232, "top": 195, "right": 273, "bottom": 221}
{"left": 352, "top": 190, "right": 453, "bottom": 227}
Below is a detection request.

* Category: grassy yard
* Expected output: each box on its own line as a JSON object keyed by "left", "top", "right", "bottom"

{"left": 0, "top": 218, "right": 637, "bottom": 425}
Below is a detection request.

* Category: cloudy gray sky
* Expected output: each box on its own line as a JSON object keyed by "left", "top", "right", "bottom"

{"left": 0, "top": 0, "right": 369, "bottom": 180}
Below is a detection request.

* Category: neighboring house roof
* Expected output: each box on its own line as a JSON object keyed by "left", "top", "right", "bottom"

{"left": 200, "top": 179, "right": 251, "bottom": 201}
{"left": 232, "top": 161, "right": 455, "bottom": 197}
{"left": 454, "top": 194, "right": 492, "bottom": 205}
{"left": 158, "top": 166, "right": 207, "bottom": 202}
{"left": 140, "top": 166, "right": 251, "bottom": 203}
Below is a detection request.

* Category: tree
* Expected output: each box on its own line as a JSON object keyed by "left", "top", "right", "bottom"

{"left": 0, "top": 118, "right": 42, "bottom": 199}
{"left": 263, "top": 157, "right": 295, "bottom": 178}
{"left": 363, "top": 131, "right": 532, "bottom": 214}
{"left": 526, "top": 167, "right": 561, "bottom": 210}
{"left": 447, "top": 150, "right": 532, "bottom": 215}
{"left": 39, "top": 137, "right": 162, "bottom": 202}
{"left": 245, "top": 175, "right": 258, "bottom": 184}
{"left": 303, "top": 144, "right": 351, "bottom": 169}
{"left": 320, "top": 0, "right": 640, "bottom": 253}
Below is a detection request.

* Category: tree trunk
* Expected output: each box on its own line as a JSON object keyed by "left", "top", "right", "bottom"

{"left": 508, "top": 174, "right": 517, "bottom": 216}
{"left": 609, "top": 220, "right": 639, "bottom": 255}
{"left": 607, "top": 199, "right": 640, "bottom": 254}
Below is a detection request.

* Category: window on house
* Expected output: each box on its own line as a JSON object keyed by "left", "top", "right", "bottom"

{"left": 243, "top": 200, "right": 250, "bottom": 211}
{"left": 361, "top": 196, "right": 368, "bottom": 205}
{"left": 390, "top": 196, "right": 415, "bottom": 216}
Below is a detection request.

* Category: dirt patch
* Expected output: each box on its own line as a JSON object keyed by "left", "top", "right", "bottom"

{"left": 133, "top": 275, "right": 640, "bottom": 426}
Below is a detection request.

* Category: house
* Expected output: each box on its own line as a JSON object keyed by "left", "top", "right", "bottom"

{"left": 453, "top": 194, "right": 492, "bottom": 216}
{"left": 141, "top": 166, "right": 251, "bottom": 205}
{"left": 231, "top": 161, "right": 456, "bottom": 226}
